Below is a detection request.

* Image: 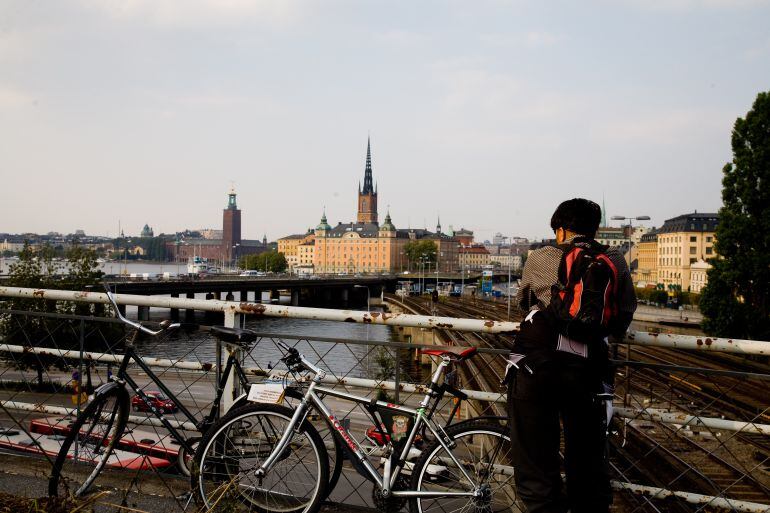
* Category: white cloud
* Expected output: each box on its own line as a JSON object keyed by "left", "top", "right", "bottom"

{"left": 76, "top": 0, "right": 305, "bottom": 29}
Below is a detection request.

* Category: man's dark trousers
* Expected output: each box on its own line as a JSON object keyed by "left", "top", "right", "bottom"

{"left": 508, "top": 316, "right": 611, "bottom": 513}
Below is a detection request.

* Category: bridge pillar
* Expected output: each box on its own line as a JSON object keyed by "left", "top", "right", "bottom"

{"left": 137, "top": 305, "right": 150, "bottom": 321}
{"left": 205, "top": 293, "right": 215, "bottom": 324}
{"left": 185, "top": 292, "right": 195, "bottom": 322}
{"left": 117, "top": 303, "right": 127, "bottom": 318}
{"left": 341, "top": 288, "right": 349, "bottom": 305}
{"left": 291, "top": 289, "right": 300, "bottom": 307}
{"left": 240, "top": 290, "right": 248, "bottom": 302}
{"left": 170, "top": 293, "right": 179, "bottom": 322}
{"left": 255, "top": 289, "right": 263, "bottom": 303}
{"left": 225, "top": 291, "right": 234, "bottom": 301}
{"left": 322, "top": 288, "right": 332, "bottom": 305}
{"left": 270, "top": 290, "right": 279, "bottom": 303}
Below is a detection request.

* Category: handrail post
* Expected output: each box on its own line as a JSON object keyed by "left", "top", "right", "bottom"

{"left": 222, "top": 309, "right": 243, "bottom": 414}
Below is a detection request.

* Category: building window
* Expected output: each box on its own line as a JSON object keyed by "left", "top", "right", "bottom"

{"left": 690, "top": 236, "right": 696, "bottom": 242}
{"left": 706, "top": 247, "right": 713, "bottom": 255}
{"left": 706, "top": 236, "right": 713, "bottom": 242}
{"left": 690, "top": 258, "right": 696, "bottom": 264}
{"left": 690, "top": 247, "right": 696, "bottom": 255}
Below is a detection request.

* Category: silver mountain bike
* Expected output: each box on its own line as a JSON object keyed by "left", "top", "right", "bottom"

{"left": 191, "top": 340, "right": 517, "bottom": 513}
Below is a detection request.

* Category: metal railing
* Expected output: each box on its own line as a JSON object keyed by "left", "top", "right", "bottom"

{"left": 0, "top": 286, "right": 768, "bottom": 513}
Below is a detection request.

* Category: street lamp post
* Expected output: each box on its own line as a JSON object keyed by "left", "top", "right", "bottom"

{"left": 610, "top": 215, "right": 651, "bottom": 277}
{"left": 232, "top": 243, "right": 240, "bottom": 273}
{"left": 504, "top": 237, "right": 513, "bottom": 321}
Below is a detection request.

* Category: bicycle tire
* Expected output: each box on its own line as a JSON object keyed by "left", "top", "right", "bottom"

{"left": 409, "top": 423, "right": 521, "bottom": 513}
{"left": 192, "top": 403, "right": 328, "bottom": 513}
{"left": 48, "top": 384, "right": 130, "bottom": 498}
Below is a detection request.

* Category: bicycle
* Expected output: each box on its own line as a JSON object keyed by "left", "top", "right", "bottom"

{"left": 48, "top": 289, "right": 261, "bottom": 497}
{"left": 191, "top": 340, "right": 517, "bottom": 513}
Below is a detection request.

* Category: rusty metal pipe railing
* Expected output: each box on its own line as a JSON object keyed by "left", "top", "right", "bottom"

{"left": 0, "top": 286, "right": 518, "bottom": 333}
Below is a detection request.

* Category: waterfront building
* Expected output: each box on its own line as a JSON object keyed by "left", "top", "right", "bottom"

{"left": 459, "top": 246, "right": 491, "bottom": 270}
{"left": 454, "top": 228, "right": 474, "bottom": 246}
{"left": 278, "top": 231, "right": 315, "bottom": 272}
{"left": 140, "top": 224, "right": 154, "bottom": 238}
{"left": 656, "top": 212, "right": 718, "bottom": 292}
{"left": 635, "top": 231, "right": 658, "bottom": 287}
{"left": 307, "top": 139, "right": 459, "bottom": 274}
{"left": 166, "top": 189, "right": 268, "bottom": 265}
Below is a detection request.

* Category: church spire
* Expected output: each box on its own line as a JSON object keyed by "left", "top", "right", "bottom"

{"left": 362, "top": 137, "right": 374, "bottom": 194}
{"left": 601, "top": 194, "right": 607, "bottom": 228}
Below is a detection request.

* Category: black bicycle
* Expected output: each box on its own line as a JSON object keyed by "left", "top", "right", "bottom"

{"left": 48, "top": 289, "right": 259, "bottom": 498}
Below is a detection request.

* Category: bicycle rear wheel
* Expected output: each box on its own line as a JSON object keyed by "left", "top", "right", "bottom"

{"left": 192, "top": 403, "right": 328, "bottom": 513}
{"left": 410, "top": 423, "right": 521, "bottom": 513}
{"left": 48, "top": 384, "right": 130, "bottom": 497}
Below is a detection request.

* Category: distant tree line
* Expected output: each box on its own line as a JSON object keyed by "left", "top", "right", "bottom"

{"left": 239, "top": 251, "right": 287, "bottom": 273}
{"left": 0, "top": 242, "right": 116, "bottom": 391}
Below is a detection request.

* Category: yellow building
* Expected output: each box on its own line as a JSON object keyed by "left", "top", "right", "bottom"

{"left": 277, "top": 232, "right": 315, "bottom": 272}
{"left": 281, "top": 139, "right": 460, "bottom": 275}
{"left": 298, "top": 240, "right": 315, "bottom": 268}
{"left": 657, "top": 213, "right": 718, "bottom": 292}
{"left": 635, "top": 231, "right": 658, "bottom": 286}
{"left": 458, "top": 246, "right": 491, "bottom": 270}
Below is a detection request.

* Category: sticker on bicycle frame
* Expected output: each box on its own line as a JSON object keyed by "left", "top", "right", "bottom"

{"left": 391, "top": 415, "right": 410, "bottom": 441}
{"left": 247, "top": 383, "right": 285, "bottom": 404}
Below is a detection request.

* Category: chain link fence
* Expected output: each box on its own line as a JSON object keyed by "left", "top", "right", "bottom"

{"left": 0, "top": 291, "right": 768, "bottom": 512}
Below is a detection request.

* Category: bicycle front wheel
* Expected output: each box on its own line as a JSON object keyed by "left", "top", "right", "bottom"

{"left": 192, "top": 403, "right": 328, "bottom": 513}
{"left": 410, "top": 423, "right": 521, "bottom": 513}
{"left": 48, "top": 384, "right": 130, "bottom": 498}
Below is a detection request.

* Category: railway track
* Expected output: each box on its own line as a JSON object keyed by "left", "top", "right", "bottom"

{"left": 387, "top": 294, "right": 770, "bottom": 510}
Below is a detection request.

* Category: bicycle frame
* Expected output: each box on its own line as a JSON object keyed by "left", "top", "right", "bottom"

{"left": 112, "top": 340, "right": 250, "bottom": 455}
{"left": 257, "top": 355, "right": 482, "bottom": 499}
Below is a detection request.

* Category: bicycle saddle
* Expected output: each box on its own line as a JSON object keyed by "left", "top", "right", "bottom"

{"left": 209, "top": 326, "right": 258, "bottom": 346}
{"left": 419, "top": 346, "right": 477, "bottom": 361}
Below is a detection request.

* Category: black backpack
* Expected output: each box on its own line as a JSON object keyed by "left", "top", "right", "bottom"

{"left": 547, "top": 237, "right": 620, "bottom": 344}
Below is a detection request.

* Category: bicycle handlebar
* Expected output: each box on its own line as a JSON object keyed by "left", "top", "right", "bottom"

{"left": 275, "top": 340, "right": 323, "bottom": 376}
{"left": 104, "top": 288, "right": 180, "bottom": 336}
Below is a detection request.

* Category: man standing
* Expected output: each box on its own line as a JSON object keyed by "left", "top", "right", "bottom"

{"left": 508, "top": 198, "right": 636, "bottom": 513}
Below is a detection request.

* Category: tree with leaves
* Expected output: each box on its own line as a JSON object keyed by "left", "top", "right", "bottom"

{"left": 700, "top": 91, "right": 770, "bottom": 340}
{"left": 403, "top": 240, "right": 437, "bottom": 271}
{"left": 240, "top": 251, "right": 287, "bottom": 273}
{"left": 1, "top": 241, "right": 107, "bottom": 390}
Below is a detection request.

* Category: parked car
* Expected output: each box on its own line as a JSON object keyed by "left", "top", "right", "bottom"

{"left": 132, "top": 391, "right": 178, "bottom": 413}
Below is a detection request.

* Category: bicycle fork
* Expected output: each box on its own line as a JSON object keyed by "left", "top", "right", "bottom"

{"left": 253, "top": 389, "right": 313, "bottom": 479}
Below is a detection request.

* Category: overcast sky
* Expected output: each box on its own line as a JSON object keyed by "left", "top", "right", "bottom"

{"left": 1, "top": 0, "right": 769, "bottom": 242}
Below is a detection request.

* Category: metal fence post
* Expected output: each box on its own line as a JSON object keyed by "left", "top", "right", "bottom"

{"left": 221, "top": 310, "right": 243, "bottom": 414}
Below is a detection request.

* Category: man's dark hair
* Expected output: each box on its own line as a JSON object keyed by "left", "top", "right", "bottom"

{"left": 550, "top": 198, "right": 602, "bottom": 238}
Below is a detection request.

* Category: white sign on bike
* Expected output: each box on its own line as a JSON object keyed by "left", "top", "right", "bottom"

{"left": 247, "top": 383, "right": 285, "bottom": 404}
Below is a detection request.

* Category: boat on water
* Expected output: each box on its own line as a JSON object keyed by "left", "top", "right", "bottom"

{"left": 187, "top": 256, "right": 219, "bottom": 275}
